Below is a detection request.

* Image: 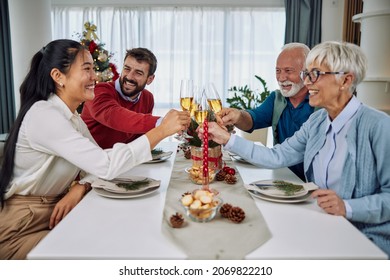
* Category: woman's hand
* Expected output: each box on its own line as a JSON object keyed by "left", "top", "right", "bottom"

{"left": 49, "top": 184, "right": 86, "bottom": 229}
{"left": 198, "top": 122, "right": 230, "bottom": 145}
{"left": 311, "top": 189, "right": 346, "bottom": 217}
{"left": 160, "top": 109, "right": 191, "bottom": 136}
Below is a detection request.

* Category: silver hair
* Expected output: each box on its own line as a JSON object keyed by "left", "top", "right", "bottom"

{"left": 281, "top": 42, "right": 310, "bottom": 68}
{"left": 306, "top": 41, "right": 367, "bottom": 94}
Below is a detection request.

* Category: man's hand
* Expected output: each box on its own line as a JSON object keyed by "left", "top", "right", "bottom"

{"left": 219, "top": 108, "right": 241, "bottom": 126}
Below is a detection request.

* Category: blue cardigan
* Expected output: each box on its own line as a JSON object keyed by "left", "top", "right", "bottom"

{"left": 227, "top": 105, "right": 390, "bottom": 257}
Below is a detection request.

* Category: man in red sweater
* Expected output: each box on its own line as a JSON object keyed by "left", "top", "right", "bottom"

{"left": 81, "top": 48, "right": 161, "bottom": 149}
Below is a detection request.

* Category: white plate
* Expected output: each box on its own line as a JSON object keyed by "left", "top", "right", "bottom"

{"left": 248, "top": 189, "right": 312, "bottom": 203}
{"left": 92, "top": 177, "right": 160, "bottom": 194}
{"left": 145, "top": 151, "right": 173, "bottom": 163}
{"left": 94, "top": 186, "right": 159, "bottom": 199}
{"left": 228, "top": 152, "right": 250, "bottom": 164}
{"left": 249, "top": 179, "right": 308, "bottom": 198}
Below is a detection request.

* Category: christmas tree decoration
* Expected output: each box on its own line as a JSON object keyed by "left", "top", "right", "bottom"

{"left": 78, "top": 22, "right": 119, "bottom": 83}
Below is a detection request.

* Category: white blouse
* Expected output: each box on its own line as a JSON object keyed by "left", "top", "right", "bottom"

{"left": 5, "top": 94, "right": 152, "bottom": 198}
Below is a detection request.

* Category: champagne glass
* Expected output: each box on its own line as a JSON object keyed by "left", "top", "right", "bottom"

{"left": 205, "top": 82, "right": 222, "bottom": 114}
{"left": 178, "top": 79, "right": 194, "bottom": 139}
{"left": 193, "top": 89, "right": 209, "bottom": 125}
{"left": 194, "top": 89, "right": 212, "bottom": 191}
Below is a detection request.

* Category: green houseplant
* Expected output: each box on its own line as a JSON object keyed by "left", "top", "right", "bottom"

{"left": 226, "top": 75, "right": 271, "bottom": 145}
{"left": 226, "top": 75, "right": 270, "bottom": 110}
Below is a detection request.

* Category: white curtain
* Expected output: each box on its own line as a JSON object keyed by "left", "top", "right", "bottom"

{"left": 51, "top": 6, "right": 285, "bottom": 109}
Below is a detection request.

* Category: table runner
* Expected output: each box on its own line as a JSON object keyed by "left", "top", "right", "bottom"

{"left": 162, "top": 151, "right": 271, "bottom": 259}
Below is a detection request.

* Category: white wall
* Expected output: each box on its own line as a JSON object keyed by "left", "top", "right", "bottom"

{"left": 8, "top": 0, "right": 52, "bottom": 111}
{"left": 321, "top": 0, "right": 345, "bottom": 42}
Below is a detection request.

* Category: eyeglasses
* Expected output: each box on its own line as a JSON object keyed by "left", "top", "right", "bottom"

{"left": 300, "top": 70, "right": 348, "bottom": 83}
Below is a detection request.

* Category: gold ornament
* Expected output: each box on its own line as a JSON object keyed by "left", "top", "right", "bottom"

{"left": 84, "top": 22, "right": 99, "bottom": 41}
{"left": 97, "top": 51, "right": 108, "bottom": 62}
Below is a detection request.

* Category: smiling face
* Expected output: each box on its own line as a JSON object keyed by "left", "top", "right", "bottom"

{"left": 276, "top": 48, "right": 306, "bottom": 97}
{"left": 62, "top": 49, "right": 96, "bottom": 103}
{"left": 119, "top": 56, "right": 155, "bottom": 98}
{"left": 304, "top": 60, "right": 353, "bottom": 119}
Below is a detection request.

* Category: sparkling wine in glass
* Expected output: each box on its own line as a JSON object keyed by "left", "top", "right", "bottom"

{"left": 178, "top": 79, "right": 194, "bottom": 139}
{"left": 206, "top": 83, "right": 222, "bottom": 114}
{"left": 193, "top": 89, "right": 209, "bottom": 124}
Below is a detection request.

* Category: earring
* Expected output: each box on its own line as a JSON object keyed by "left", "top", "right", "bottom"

{"left": 340, "top": 86, "right": 345, "bottom": 91}
{"left": 59, "top": 82, "right": 64, "bottom": 87}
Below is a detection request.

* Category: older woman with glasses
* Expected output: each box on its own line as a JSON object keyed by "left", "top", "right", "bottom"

{"left": 200, "top": 41, "right": 390, "bottom": 257}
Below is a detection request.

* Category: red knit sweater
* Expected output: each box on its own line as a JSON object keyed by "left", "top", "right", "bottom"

{"left": 81, "top": 81, "right": 160, "bottom": 149}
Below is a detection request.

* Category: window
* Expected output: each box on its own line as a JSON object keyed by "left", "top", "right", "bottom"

{"left": 52, "top": 6, "right": 285, "bottom": 109}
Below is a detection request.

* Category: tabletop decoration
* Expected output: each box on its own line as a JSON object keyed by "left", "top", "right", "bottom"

{"left": 215, "top": 165, "right": 238, "bottom": 184}
{"left": 183, "top": 112, "right": 222, "bottom": 187}
{"left": 77, "top": 21, "right": 119, "bottom": 83}
{"left": 220, "top": 203, "right": 245, "bottom": 223}
{"left": 162, "top": 150, "right": 271, "bottom": 259}
{"left": 170, "top": 213, "right": 185, "bottom": 228}
{"left": 151, "top": 148, "right": 164, "bottom": 156}
{"left": 201, "top": 118, "right": 210, "bottom": 190}
{"left": 271, "top": 180, "right": 304, "bottom": 196}
{"left": 180, "top": 189, "right": 222, "bottom": 222}
{"left": 116, "top": 179, "right": 151, "bottom": 191}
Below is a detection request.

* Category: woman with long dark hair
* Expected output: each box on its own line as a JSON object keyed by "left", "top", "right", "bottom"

{"left": 0, "top": 39, "right": 189, "bottom": 259}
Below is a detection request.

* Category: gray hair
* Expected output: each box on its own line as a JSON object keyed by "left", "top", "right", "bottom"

{"left": 281, "top": 42, "right": 310, "bottom": 68}
{"left": 306, "top": 41, "right": 367, "bottom": 94}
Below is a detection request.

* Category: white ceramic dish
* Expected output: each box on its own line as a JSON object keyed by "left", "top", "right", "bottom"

{"left": 250, "top": 179, "right": 308, "bottom": 199}
{"left": 248, "top": 189, "right": 312, "bottom": 204}
{"left": 145, "top": 151, "right": 173, "bottom": 163}
{"left": 94, "top": 186, "right": 159, "bottom": 199}
{"left": 92, "top": 177, "right": 160, "bottom": 194}
{"left": 228, "top": 152, "right": 250, "bottom": 164}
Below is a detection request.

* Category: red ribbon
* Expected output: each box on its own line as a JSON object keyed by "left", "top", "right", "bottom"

{"left": 191, "top": 154, "right": 222, "bottom": 164}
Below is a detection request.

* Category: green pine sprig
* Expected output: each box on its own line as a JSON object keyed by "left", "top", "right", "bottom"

{"left": 272, "top": 180, "right": 304, "bottom": 196}
{"left": 151, "top": 148, "right": 164, "bottom": 155}
{"left": 116, "top": 179, "right": 151, "bottom": 191}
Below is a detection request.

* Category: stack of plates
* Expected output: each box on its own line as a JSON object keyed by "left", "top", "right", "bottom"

{"left": 247, "top": 179, "right": 315, "bottom": 203}
{"left": 92, "top": 176, "right": 160, "bottom": 199}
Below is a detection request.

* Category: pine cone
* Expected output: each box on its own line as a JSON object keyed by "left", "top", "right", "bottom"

{"left": 184, "top": 148, "right": 191, "bottom": 159}
{"left": 216, "top": 170, "right": 226, "bottom": 181}
{"left": 220, "top": 203, "right": 233, "bottom": 218}
{"left": 228, "top": 206, "right": 245, "bottom": 223}
{"left": 224, "top": 174, "right": 237, "bottom": 184}
{"left": 182, "top": 191, "right": 191, "bottom": 197}
{"left": 170, "top": 212, "right": 184, "bottom": 228}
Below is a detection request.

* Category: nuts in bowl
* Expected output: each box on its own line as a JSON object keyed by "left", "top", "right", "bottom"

{"left": 180, "top": 190, "right": 222, "bottom": 222}
{"left": 188, "top": 167, "right": 216, "bottom": 185}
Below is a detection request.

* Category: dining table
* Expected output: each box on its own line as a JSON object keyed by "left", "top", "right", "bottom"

{"left": 27, "top": 141, "right": 387, "bottom": 260}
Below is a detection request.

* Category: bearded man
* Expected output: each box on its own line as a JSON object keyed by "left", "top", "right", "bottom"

{"left": 219, "top": 43, "right": 313, "bottom": 181}
{"left": 81, "top": 48, "right": 162, "bottom": 149}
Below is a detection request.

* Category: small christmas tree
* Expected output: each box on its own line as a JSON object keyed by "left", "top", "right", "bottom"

{"left": 78, "top": 22, "right": 119, "bottom": 83}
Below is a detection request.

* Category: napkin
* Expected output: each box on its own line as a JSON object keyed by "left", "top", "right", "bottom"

{"left": 92, "top": 177, "right": 160, "bottom": 194}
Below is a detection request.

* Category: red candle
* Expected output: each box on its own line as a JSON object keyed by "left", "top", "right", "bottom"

{"left": 202, "top": 119, "right": 209, "bottom": 189}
